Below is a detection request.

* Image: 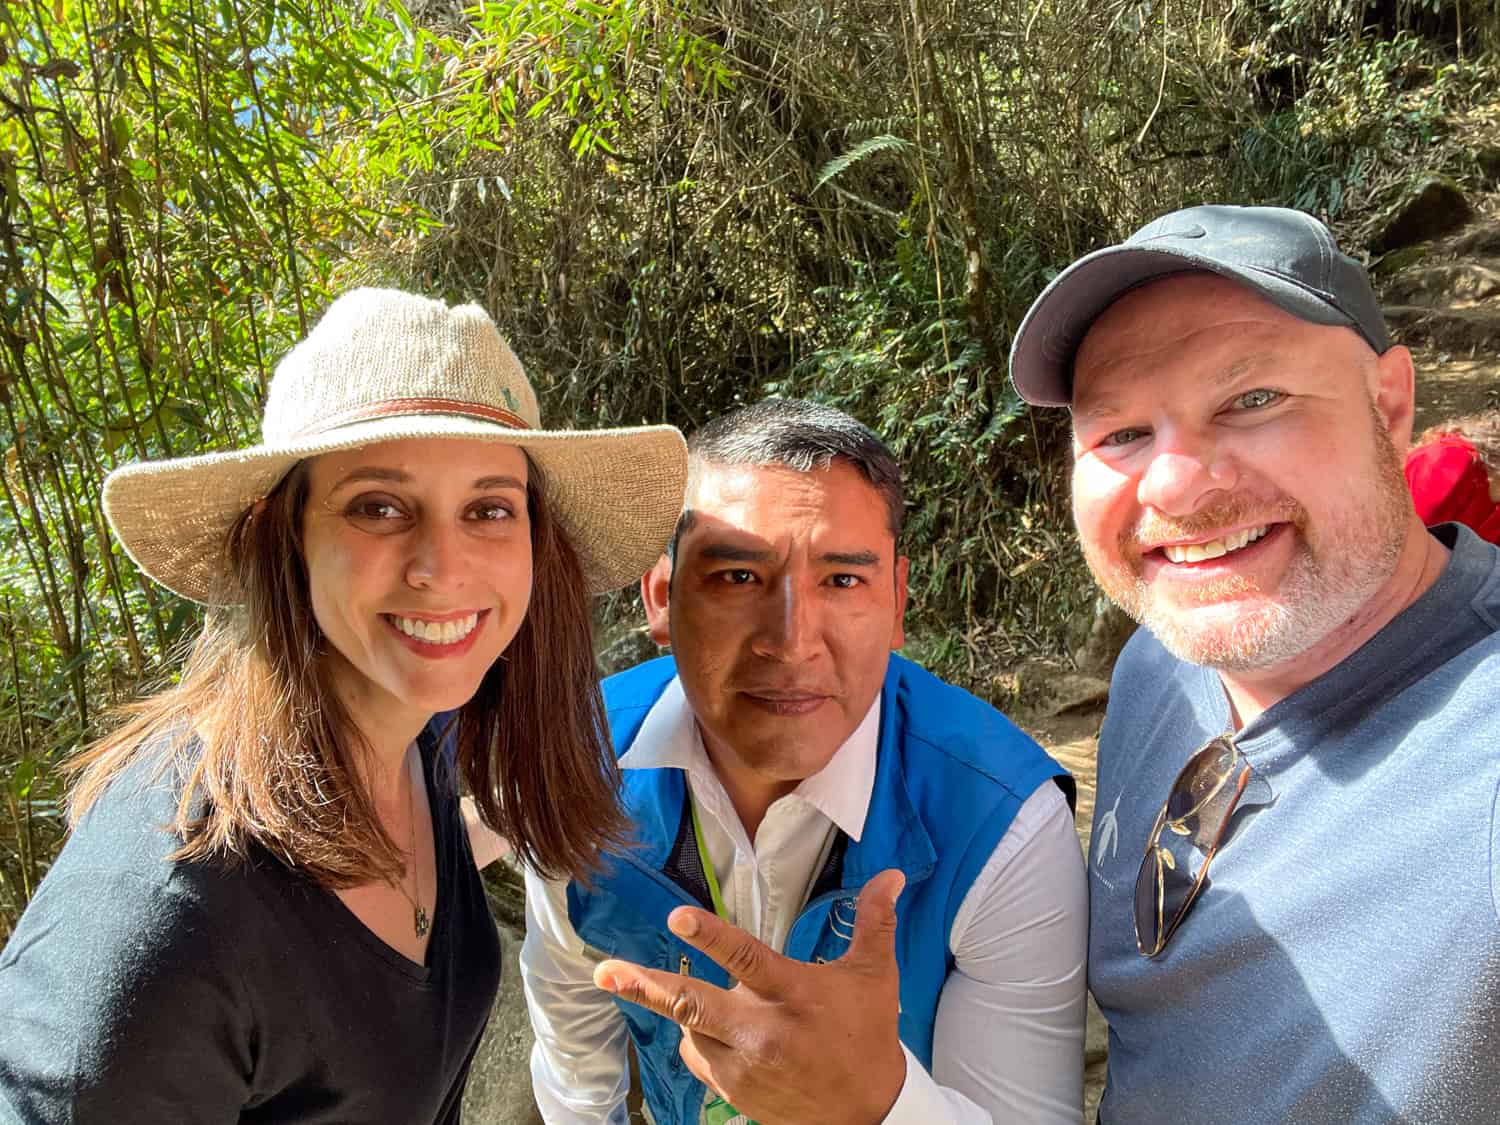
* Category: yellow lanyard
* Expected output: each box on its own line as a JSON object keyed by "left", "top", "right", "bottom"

{"left": 688, "top": 794, "right": 759, "bottom": 1125}
{"left": 689, "top": 793, "right": 731, "bottom": 922}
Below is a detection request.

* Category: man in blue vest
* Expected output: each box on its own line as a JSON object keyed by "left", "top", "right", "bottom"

{"left": 1010, "top": 204, "right": 1500, "bottom": 1123}
{"left": 520, "top": 399, "right": 1086, "bottom": 1124}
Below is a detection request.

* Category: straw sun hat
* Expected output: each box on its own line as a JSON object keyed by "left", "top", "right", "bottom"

{"left": 103, "top": 288, "right": 688, "bottom": 603}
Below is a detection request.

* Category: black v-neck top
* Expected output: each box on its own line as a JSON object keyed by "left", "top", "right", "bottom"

{"left": 0, "top": 729, "right": 501, "bottom": 1123}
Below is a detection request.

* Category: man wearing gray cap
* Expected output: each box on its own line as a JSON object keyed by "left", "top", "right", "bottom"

{"left": 1010, "top": 204, "right": 1500, "bottom": 1123}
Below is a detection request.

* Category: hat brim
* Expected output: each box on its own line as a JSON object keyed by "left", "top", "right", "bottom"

{"left": 1008, "top": 246, "right": 1361, "bottom": 407}
{"left": 103, "top": 414, "right": 687, "bottom": 603}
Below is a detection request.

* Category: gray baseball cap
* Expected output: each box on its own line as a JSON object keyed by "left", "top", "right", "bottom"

{"left": 1008, "top": 204, "right": 1390, "bottom": 407}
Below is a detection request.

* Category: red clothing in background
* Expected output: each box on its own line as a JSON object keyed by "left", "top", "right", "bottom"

{"left": 1405, "top": 434, "right": 1500, "bottom": 545}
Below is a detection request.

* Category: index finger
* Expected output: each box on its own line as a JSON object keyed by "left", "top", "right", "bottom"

{"left": 667, "top": 906, "right": 791, "bottom": 992}
{"left": 594, "top": 958, "right": 739, "bottom": 1044}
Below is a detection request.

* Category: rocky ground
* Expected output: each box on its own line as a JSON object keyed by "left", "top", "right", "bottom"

{"left": 463, "top": 196, "right": 1500, "bottom": 1125}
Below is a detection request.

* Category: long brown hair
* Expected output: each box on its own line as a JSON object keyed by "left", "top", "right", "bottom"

{"left": 67, "top": 453, "right": 626, "bottom": 886}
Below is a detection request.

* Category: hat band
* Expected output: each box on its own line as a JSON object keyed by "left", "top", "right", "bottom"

{"left": 293, "top": 396, "right": 530, "bottom": 439}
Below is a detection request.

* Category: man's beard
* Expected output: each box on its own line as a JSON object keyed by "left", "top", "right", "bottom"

{"left": 1083, "top": 417, "right": 1411, "bottom": 672}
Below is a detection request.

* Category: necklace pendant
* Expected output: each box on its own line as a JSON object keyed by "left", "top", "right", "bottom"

{"left": 414, "top": 906, "right": 430, "bottom": 938}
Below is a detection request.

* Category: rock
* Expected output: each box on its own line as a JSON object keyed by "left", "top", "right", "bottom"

{"left": 595, "top": 625, "right": 661, "bottom": 677}
{"left": 1369, "top": 177, "right": 1473, "bottom": 254}
{"left": 1026, "top": 670, "right": 1111, "bottom": 718}
{"left": 463, "top": 921, "right": 545, "bottom": 1125}
{"left": 1382, "top": 262, "right": 1500, "bottom": 308}
{"left": 1452, "top": 225, "right": 1500, "bottom": 258}
{"left": 1370, "top": 244, "right": 1428, "bottom": 278}
{"left": 482, "top": 855, "right": 527, "bottom": 932}
{"left": 1072, "top": 595, "right": 1136, "bottom": 677}
{"left": 1382, "top": 304, "right": 1500, "bottom": 352}
{"left": 1475, "top": 146, "right": 1500, "bottom": 188}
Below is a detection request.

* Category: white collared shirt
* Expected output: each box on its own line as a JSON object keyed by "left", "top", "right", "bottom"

{"left": 521, "top": 679, "right": 1087, "bottom": 1125}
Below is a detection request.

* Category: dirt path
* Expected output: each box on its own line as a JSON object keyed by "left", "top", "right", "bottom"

{"left": 1411, "top": 352, "right": 1497, "bottom": 431}
{"left": 1391, "top": 214, "right": 1500, "bottom": 431}
{"left": 1019, "top": 706, "right": 1108, "bottom": 1122}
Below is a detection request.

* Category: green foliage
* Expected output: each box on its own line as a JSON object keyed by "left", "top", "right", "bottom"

{"left": 1, "top": 0, "right": 1498, "bottom": 937}
{"left": 459, "top": 0, "right": 730, "bottom": 155}
{"left": 0, "top": 0, "right": 425, "bottom": 934}
{"left": 1226, "top": 29, "right": 1491, "bottom": 218}
{"left": 0, "top": 0, "right": 733, "bottom": 935}
{"left": 356, "top": 0, "right": 730, "bottom": 166}
{"left": 772, "top": 248, "right": 1082, "bottom": 656}
{"left": 814, "top": 135, "right": 916, "bottom": 192}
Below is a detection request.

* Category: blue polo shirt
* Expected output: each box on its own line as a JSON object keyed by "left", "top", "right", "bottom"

{"left": 1088, "top": 524, "right": 1500, "bottom": 1123}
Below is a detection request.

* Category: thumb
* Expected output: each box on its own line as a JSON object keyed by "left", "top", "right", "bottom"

{"left": 844, "top": 868, "right": 905, "bottom": 972}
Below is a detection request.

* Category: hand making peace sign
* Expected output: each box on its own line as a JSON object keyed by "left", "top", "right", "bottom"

{"left": 595, "top": 869, "right": 910, "bottom": 1125}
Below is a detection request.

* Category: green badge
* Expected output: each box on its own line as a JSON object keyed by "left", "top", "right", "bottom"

{"left": 704, "top": 1094, "right": 757, "bottom": 1125}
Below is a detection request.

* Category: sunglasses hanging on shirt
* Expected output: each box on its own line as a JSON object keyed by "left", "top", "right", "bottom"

{"left": 1133, "top": 736, "right": 1256, "bottom": 958}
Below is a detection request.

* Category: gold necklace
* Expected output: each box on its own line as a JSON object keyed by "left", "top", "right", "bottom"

{"left": 395, "top": 748, "right": 430, "bottom": 939}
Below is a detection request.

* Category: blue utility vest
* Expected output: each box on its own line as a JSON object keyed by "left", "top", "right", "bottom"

{"left": 567, "top": 653, "right": 1071, "bottom": 1125}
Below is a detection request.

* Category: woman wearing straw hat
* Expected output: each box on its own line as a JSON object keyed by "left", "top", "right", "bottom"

{"left": 0, "top": 289, "right": 686, "bottom": 1122}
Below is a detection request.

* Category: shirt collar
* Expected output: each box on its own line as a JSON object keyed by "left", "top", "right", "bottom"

{"left": 618, "top": 677, "right": 881, "bottom": 842}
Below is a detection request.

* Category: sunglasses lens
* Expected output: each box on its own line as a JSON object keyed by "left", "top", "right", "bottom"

{"left": 1166, "top": 738, "right": 1238, "bottom": 822}
{"left": 1134, "top": 838, "right": 1207, "bottom": 955}
{"left": 1133, "top": 850, "right": 1163, "bottom": 954}
{"left": 1158, "top": 843, "right": 1199, "bottom": 925}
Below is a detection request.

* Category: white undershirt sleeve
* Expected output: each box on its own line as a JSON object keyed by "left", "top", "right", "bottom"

{"left": 460, "top": 796, "right": 511, "bottom": 869}
{"left": 881, "top": 781, "right": 1089, "bottom": 1125}
{"left": 520, "top": 865, "right": 633, "bottom": 1125}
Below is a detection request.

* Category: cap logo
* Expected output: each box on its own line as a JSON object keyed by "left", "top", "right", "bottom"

{"left": 1141, "top": 224, "right": 1207, "bottom": 242}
